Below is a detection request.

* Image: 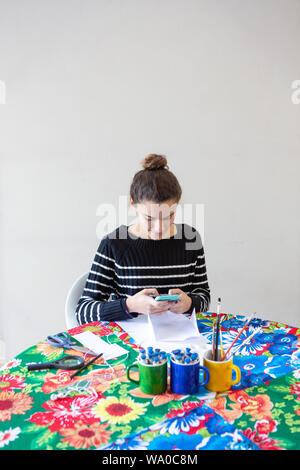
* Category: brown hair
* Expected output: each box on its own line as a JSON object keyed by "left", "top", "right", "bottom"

{"left": 129, "top": 154, "right": 182, "bottom": 204}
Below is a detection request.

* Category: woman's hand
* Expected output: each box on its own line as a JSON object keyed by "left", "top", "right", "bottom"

{"left": 126, "top": 288, "right": 171, "bottom": 316}
{"left": 167, "top": 288, "right": 192, "bottom": 314}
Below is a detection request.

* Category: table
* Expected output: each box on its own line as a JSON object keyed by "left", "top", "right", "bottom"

{"left": 0, "top": 312, "right": 299, "bottom": 450}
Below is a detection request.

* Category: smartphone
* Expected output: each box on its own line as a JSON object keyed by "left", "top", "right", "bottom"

{"left": 154, "top": 294, "right": 180, "bottom": 302}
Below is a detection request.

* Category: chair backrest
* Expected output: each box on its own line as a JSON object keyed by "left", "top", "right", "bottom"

{"left": 65, "top": 272, "right": 89, "bottom": 329}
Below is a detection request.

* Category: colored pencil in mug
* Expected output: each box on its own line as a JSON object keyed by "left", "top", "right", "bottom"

{"left": 221, "top": 312, "right": 256, "bottom": 361}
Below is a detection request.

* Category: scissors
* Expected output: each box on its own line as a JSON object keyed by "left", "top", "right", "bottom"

{"left": 46, "top": 332, "right": 97, "bottom": 356}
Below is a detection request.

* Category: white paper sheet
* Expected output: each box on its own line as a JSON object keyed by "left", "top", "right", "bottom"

{"left": 148, "top": 309, "right": 200, "bottom": 342}
{"left": 115, "top": 310, "right": 210, "bottom": 359}
{"left": 72, "top": 331, "right": 128, "bottom": 360}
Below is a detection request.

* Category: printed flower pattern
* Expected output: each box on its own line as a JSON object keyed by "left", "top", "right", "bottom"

{"left": 0, "top": 391, "right": 33, "bottom": 422}
{"left": 0, "top": 375, "right": 26, "bottom": 392}
{"left": 0, "top": 426, "right": 21, "bottom": 447}
{"left": 0, "top": 314, "right": 299, "bottom": 450}
{"left": 59, "top": 421, "right": 111, "bottom": 449}
{"left": 228, "top": 391, "right": 273, "bottom": 420}
{"left": 28, "top": 394, "right": 102, "bottom": 432}
{"left": 93, "top": 396, "right": 148, "bottom": 425}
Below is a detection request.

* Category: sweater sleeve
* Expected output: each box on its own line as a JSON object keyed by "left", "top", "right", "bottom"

{"left": 75, "top": 237, "right": 136, "bottom": 325}
{"left": 186, "top": 241, "right": 210, "bottom": 314}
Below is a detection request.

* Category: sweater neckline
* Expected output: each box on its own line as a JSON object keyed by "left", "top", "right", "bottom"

{"left": 126, "top": 224, "right": 179, "bottom": 242}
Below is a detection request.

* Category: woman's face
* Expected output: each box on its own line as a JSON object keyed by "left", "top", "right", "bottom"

{"left": 130, "top": 198, "right": 178, "bottom": 239}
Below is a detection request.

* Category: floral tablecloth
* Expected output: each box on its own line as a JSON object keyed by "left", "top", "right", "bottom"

{"left": 0, "top": 312, "right": 299, "bottom": 450}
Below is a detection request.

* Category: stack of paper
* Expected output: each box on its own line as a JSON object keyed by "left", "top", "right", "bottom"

{"left": 116, "top": 310, "right": 210, "bottom": 359}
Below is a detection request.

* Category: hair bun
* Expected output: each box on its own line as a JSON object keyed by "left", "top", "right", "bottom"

{"left": 142, "top": 154, "right": 169, "bottom": 171}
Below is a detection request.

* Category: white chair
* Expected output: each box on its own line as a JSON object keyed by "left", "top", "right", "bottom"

{"left": 65, "top": 272, "right": 89, "bottom": 329}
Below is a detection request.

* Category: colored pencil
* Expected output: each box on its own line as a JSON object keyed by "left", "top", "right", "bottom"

{"left": 221, "top": 312, "right": 256, "bottom": 361}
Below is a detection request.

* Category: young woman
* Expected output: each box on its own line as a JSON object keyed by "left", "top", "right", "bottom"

{"left": 75, "top": 154, "right": 210, "bottom": 325}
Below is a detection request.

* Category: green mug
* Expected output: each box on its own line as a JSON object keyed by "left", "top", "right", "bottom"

{"left": 126, "top": 358, "right": 168, "bottom": 395}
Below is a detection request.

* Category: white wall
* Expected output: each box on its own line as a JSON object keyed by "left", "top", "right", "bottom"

{"left": 0, "top": 0, "right": 299, "bottom": 360}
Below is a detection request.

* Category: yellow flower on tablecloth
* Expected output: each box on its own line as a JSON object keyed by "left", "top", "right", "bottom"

{"left": 59, "top": 421, "right": 111, "bottom": 449}
{"left": 0, "top": 391, "right": 33, "bottom": 422}
{"left": 93, "top": 396, "right": 148, "bottom": 425}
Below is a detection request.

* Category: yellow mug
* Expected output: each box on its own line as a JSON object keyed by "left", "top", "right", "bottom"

{"left": 203, "top": 348, "right": 241, "bottom": 392}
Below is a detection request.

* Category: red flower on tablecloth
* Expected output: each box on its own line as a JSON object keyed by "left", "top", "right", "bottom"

{"left": 165, "top": 401, "right": 204, "bottom": 419}
{"left": 0, "top": 391, "right": 33, "bottom": 422}
{"left": 209, "top": 396, "right": 243, "bottom": 422}
{"left": 254, "top": 419, "right": 278, "bottom": 436}
{"left": 243, "top": 427, "right": 284, "bottom": 450}
{"left": 59, "top": 421, "right": 111, "bottom": 449}
{"left": 28, "top": 394, "right": 102, "bottom": 432}
{"left": 228, "top": 391, "right": 273, "bottom": 420}
{"left": 0, "top": 375, "right": 26, "bottom": 392}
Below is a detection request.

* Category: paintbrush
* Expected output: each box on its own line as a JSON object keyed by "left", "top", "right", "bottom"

{"left": 213, "top": 297, "right": 221, "bottom": 360}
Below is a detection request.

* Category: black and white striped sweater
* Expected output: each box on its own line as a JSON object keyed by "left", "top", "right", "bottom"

{"left": 75, "top": 223, "right": 210, "bottom": 325}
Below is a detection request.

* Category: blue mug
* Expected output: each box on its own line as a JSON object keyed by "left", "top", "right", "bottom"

{"left": 170, "top": 358, "right": 210, "bottom": 395}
